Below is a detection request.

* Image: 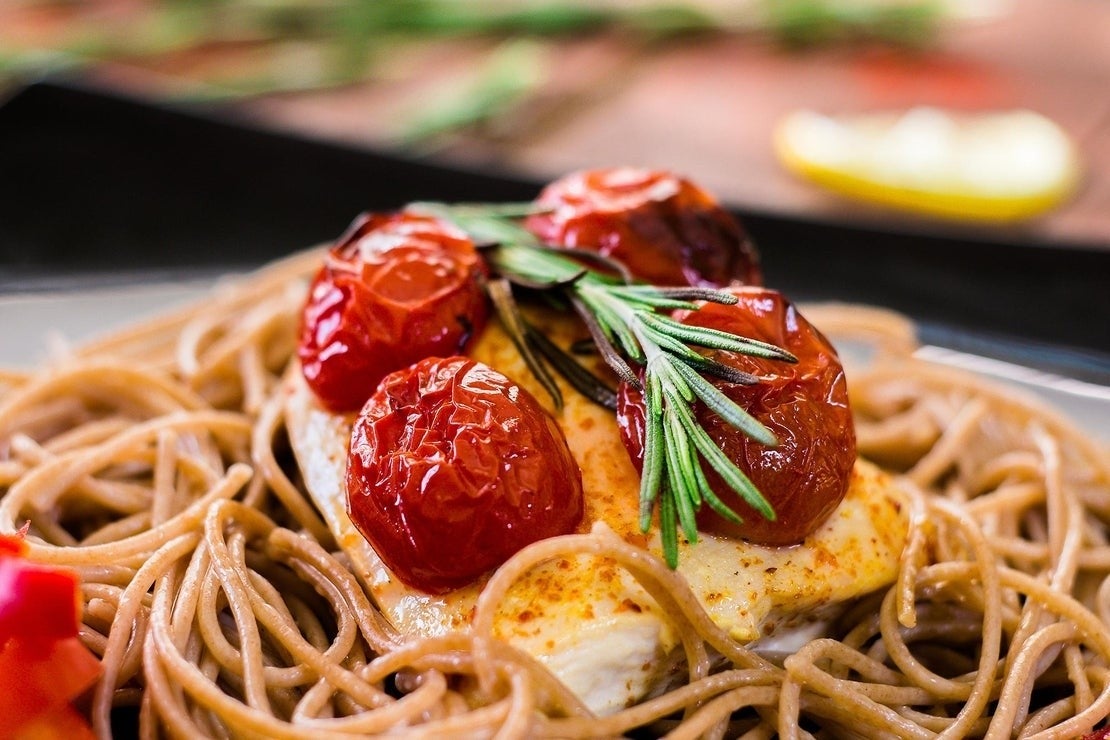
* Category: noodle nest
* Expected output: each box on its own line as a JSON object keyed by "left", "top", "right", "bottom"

{"left": 1, "top": 252, "right": 1108, "bottom": 739}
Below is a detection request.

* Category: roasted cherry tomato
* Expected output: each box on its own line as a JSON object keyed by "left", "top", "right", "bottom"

{"left": 617, "top": 287, "right": 855, "bottom": 545}
{"left": 525, "top": 168, "right": 762, "bottom": 288}
{"left": 347, "top": 356, "right": 584, "bottom": 593}
{"left": 298, "top": 213, "right": 488, "bottom": 412}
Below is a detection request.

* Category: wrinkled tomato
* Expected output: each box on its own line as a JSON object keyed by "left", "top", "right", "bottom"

{"left": 347, "top": 356, "right": 584, "bottom": 593}
{"left": 617, "top": 287, "right": 855, "bottom": 546}
{"left": 0, "top": 532, "right": 100, "bottom": 738}
{"left": 298, "top": 212, "right": 489, "bottom": 412}
{"left": 525, "top": 168, "right": 762, "bottom": 288}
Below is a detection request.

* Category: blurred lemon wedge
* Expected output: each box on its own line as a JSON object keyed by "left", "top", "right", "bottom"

{"left": 775, "top": 107, "right": 1080, "bottom": 221}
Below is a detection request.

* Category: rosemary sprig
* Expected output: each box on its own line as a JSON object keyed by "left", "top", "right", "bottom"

{"left": 525, "top": 321, "right": 618, "bottom": 410}
{"left": 487, "top": 278, "right": 566, "bottom": 409}
{"left": 411, "top": 202, "right": 797, "bottom": 567}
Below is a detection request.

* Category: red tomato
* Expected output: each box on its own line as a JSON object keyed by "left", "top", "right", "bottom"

{"left": 0, "top": 532, "right": 23, "bottom": 556}
{"left": 11, "top": 704, "right": 97, "bottom": 740}
{"left": 347, "top": 356, "right": 584, "bottom": 593}
{"left": 298, "top": 213, "right": 489, "bottom": 412}
{"left": 0, "top": 555, "right": 82, "bottom": 647}
{"left": 617, "top": 287, "right": 855, "bottom": 545}
{"left": 0, "top": 636, "right": 101, "bottom": 731}
{"left": 525, "top": 168, "right": 762, "bottom": 288}
{"left": 0, "top": 533, "right": 100, "bottom": 737}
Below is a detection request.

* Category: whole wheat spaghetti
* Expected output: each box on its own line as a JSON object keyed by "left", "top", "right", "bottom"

{"left": 1, "top": 251, "right": 1108, "bottom": 739}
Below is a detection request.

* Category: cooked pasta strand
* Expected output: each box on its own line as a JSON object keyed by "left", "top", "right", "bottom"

{"left": 1, "top": 266, "right": 1107, "bottom": 738}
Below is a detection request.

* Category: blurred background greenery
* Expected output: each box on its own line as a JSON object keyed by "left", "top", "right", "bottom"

{"left": 0, "top": 0, "right": 948, "bottom": 145}
{"left": 4, "top": 0, "right": 1107, "bottom": 244}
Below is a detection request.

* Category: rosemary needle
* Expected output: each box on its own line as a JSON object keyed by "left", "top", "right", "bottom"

{"left": 412, "top": 201, "right": 794, "bottom": 567}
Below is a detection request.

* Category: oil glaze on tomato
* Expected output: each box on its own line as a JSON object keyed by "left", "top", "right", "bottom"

{"left": 525, "top": 168, "right": 762, "bottom": 288}
{"left": 617, "top": 287, "right": 855, "bottom": 546}
{"left": 298, "top": 213, "right": 488, "bottom": 412}
{"left": 346, "top": 356, "right": 584, "bottom": 593}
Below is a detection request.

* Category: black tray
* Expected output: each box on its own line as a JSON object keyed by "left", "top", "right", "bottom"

{"left": 1, "top": 79, "right": 1107, "bottom": 379}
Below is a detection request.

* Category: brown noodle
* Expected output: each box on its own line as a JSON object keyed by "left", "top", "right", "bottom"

{"left": 1, "top": 253, "right": 1108, "bottom": 738}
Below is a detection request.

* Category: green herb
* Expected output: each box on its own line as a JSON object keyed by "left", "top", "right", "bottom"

{"left": 397, "top": 38, "right": 548, "bottom": 147}
{"left": 486, "top": 277, "right": 567, "bottom": 410}
{"left": 411, "top": 202, "right": 797, "bottom": 567}
{"left": 765, "top": 0, "right": 940, "bottom": 48}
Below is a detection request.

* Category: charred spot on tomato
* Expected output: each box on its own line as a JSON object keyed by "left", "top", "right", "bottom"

{"left": 617, "top": 287, "right": 855, "bottom": 546}
{"left": 525, "top": 168, "right": 762, "bottom": 288}
{"left": 346, "top": 356, "right": 584, "bottom": 594}
{"left": 297, "top": 212, "right": 489, "bottom": 413}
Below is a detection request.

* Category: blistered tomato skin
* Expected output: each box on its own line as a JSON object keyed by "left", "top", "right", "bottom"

{"left": 617, "top": 287, "right": 855, "bottom": 546}
{"left": 525, "top": 168, "right": 762, "bottom": 288}
{"left": 347, "top": 356, "right": 584, "bottom": 594}
{"left": 298, "top": 213, "right": 488, "bottom": 412}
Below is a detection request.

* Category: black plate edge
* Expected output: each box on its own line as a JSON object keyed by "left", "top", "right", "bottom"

{"left": 1, "top": 77, "right": 1107, "bottom": 375}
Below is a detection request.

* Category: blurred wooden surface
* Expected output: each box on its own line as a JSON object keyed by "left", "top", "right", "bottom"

{"left": 4, "top": 0, "right": 1110, "bottom": 247}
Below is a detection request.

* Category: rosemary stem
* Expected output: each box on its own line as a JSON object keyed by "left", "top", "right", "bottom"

{"left": 418, "top": 200, "right": 791, "bottom": 569}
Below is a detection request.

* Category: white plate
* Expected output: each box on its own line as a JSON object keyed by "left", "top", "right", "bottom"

{"left": 0, "top": 281, "right": 213, "bottom": 367}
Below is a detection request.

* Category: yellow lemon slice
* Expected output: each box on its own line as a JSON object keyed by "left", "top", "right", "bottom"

{"left": 774, "top": 107, "right": 1080, "bottom": 222}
